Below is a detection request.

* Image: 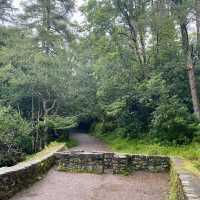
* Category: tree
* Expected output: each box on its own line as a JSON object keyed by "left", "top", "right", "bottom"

{"left": 170, "top": 0, "right": 200, "bottom": 120}
{"left": 0, "top": 27, "right": 77, "bottom": 149}
{"left": 115, "top": 0, "right": 149, "bottom": 79}
{"left": 0, "top": 106, "right": 32, "bottom": 167}
{"left": 195, "top": 0, "right": 200, "bottom": 58}
{"left": 20, "top": 0, "right": 75, "bottom": 53}
{"left": 0, "top": 0, "right": 13, "bottom": 23}
{"left": 80, "top": 0, "right": 199, "bottom": 143}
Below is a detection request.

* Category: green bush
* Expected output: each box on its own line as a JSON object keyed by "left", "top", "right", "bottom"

{"left": 0, "top": 106, "right": 32, "bottom": 166}
{"left": 44, "top": 115, "right": 78, "bottom": 130}
{"left": 42, "top": 115, "right": 78, "bottom": 141}
{"left": 91, "top": 122, "right": 104, "bottom": 136}
{"left": 120, "top": 111, "right": 145, "bottom": 138}
{"left": 124, "top": 120, "right": 143, "bottom": 138}
{"left": 150, "top": 97, "right": 196, "bottom": 145}
{"left": 102, "top": 121, "right": 117, "bottom": 132}
{"left": 193, "top": 124, "right": 200, "bottom": 143}
{"left": 104, "top": 99, "right": 126, "bottom": 120}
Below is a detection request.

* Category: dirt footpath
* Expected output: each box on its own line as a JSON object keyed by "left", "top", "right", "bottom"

{"left": 69, "top": 132, "right": 111, "bottom": 152}
{"left": 11, "top": 169, "right": 169, "bottom": 200}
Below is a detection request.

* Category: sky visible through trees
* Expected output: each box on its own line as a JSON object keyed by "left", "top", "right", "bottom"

{"left": 13, "top": 0, "right": 85, "bottom": 22}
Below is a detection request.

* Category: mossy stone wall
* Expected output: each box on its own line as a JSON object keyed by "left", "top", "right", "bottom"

{"left": 169, "top": 158, "right": 200, "bottom": 200}
{"left": 0, "top": 145, "right": 65, "bottom": 200}
{"left": 56, "top": 151, "right": 170, "bottom": 174}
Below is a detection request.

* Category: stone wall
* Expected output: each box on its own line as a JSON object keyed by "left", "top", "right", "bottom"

{"left": 113, "top": 154, "right": 170, "bottom": 174}
{"left": 55, "top": 151, "right": 170, "bottom": 174}
{"left": 56, "top": 151, "right": 104, "bottom": 174}
{"left": 56, "top": 151, "right": 200, "bottom": 199}
{"left": 0, "top": 148, "right": 199, "bottom": 200}
{"left": 169, "top": 163, "right": 186, "bottom": 200}
{"left": 169, "top": 158, "right": 200, "bottom": 200}
{"left": 0, "top": 145, "right": 65, "bottom": 200}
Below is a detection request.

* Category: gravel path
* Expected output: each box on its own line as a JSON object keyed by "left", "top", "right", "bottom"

{"left": 69, "top": 132, "right": 110, "bottom": 152}
{"left": 11, "top": 169, "right": 169, "bottom": 200}
{"left": 11, "top": 132, "right": 169, "bottom": 200}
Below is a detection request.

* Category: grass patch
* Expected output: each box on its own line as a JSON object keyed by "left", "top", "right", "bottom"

{"left": 23, "top": 137, "right": 78, "bottom": 163}
{"left": 97, "top": 133, "right": 200, "bottom": 160}
{"left": 183, "top": 160, "right": 200, "bottom": 176}
{"left": 94, "top": 131, "right": 200, "bottom": 175}
{"left": 64, "top": 138, "right": 79, "bottom": 148}
{"left": 24, "top": 142, "right": 65, "bottom": 162}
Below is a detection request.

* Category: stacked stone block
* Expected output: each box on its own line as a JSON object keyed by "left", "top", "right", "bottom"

{"left": 130, "top": 155, "right": 170, "bottom": 172}
{"left": 56, "top": 151, "right": 170, "bottom": 174}
{"left": 103, "top": 152, "right": 114, "bottom": 170}
{"left": 56, "top": 151, "right": 104, "bottom": 174}
{"left": 112, "top": 154, "right": 130, "bottom": 174}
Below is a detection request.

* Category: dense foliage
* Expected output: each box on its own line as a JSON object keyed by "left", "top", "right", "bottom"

{"left": 82, "top": 0, "right": 200, "bottom": 145}
{"left": 0, "top": 0, "right": 200, "bottom": 166}
{"left": 0, "top": 106, "right": 31, "bottom": 166}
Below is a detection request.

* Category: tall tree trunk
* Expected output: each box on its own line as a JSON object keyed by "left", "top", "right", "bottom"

{"left": 117, "top": 0, "right": 146, "bottom": 79}
{"left": 187, "top": 52, "right": 200, "bottom": 119}
{"left": 31, "top": 91, "right": 34, "bottom": 122}
{"left": 151, "top": 0, "right": 160, "bottom": 65}
{"left": 180, "top": 23, "right": 200, "bottom": 120}
{"left": 42, "top": 0, "right": 51, "bottom": 54}
{"left": 196, "top": 0, "right": 200, "bottom": 58}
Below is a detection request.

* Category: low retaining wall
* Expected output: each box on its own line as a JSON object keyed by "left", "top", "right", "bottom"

{"left": 56, "top": 151, "right": 105, "bottom": 173}
{"left": 56, "top": 151, "right": 200, "bottom": 199}
{"left": 113, "top": 154, "right": 170, "bottom": 174}
{"left": 169, "top": 158, "right": 200, "bottom": 200}
{"left": 0, "top": 144, "right": 65, "bottom": 200}
{"left": 55, "top": 151, "right": 170, "bottom": 174}
{"left": 0, "top": 148, "right": 199, "bottom": 200}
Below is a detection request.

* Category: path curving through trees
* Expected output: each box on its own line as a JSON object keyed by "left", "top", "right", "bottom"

{"left": 11, "top": 132, "right": 169, "bottom": 200}
{"left": 69, "top": 132, "right": 111, "bottom": 152}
